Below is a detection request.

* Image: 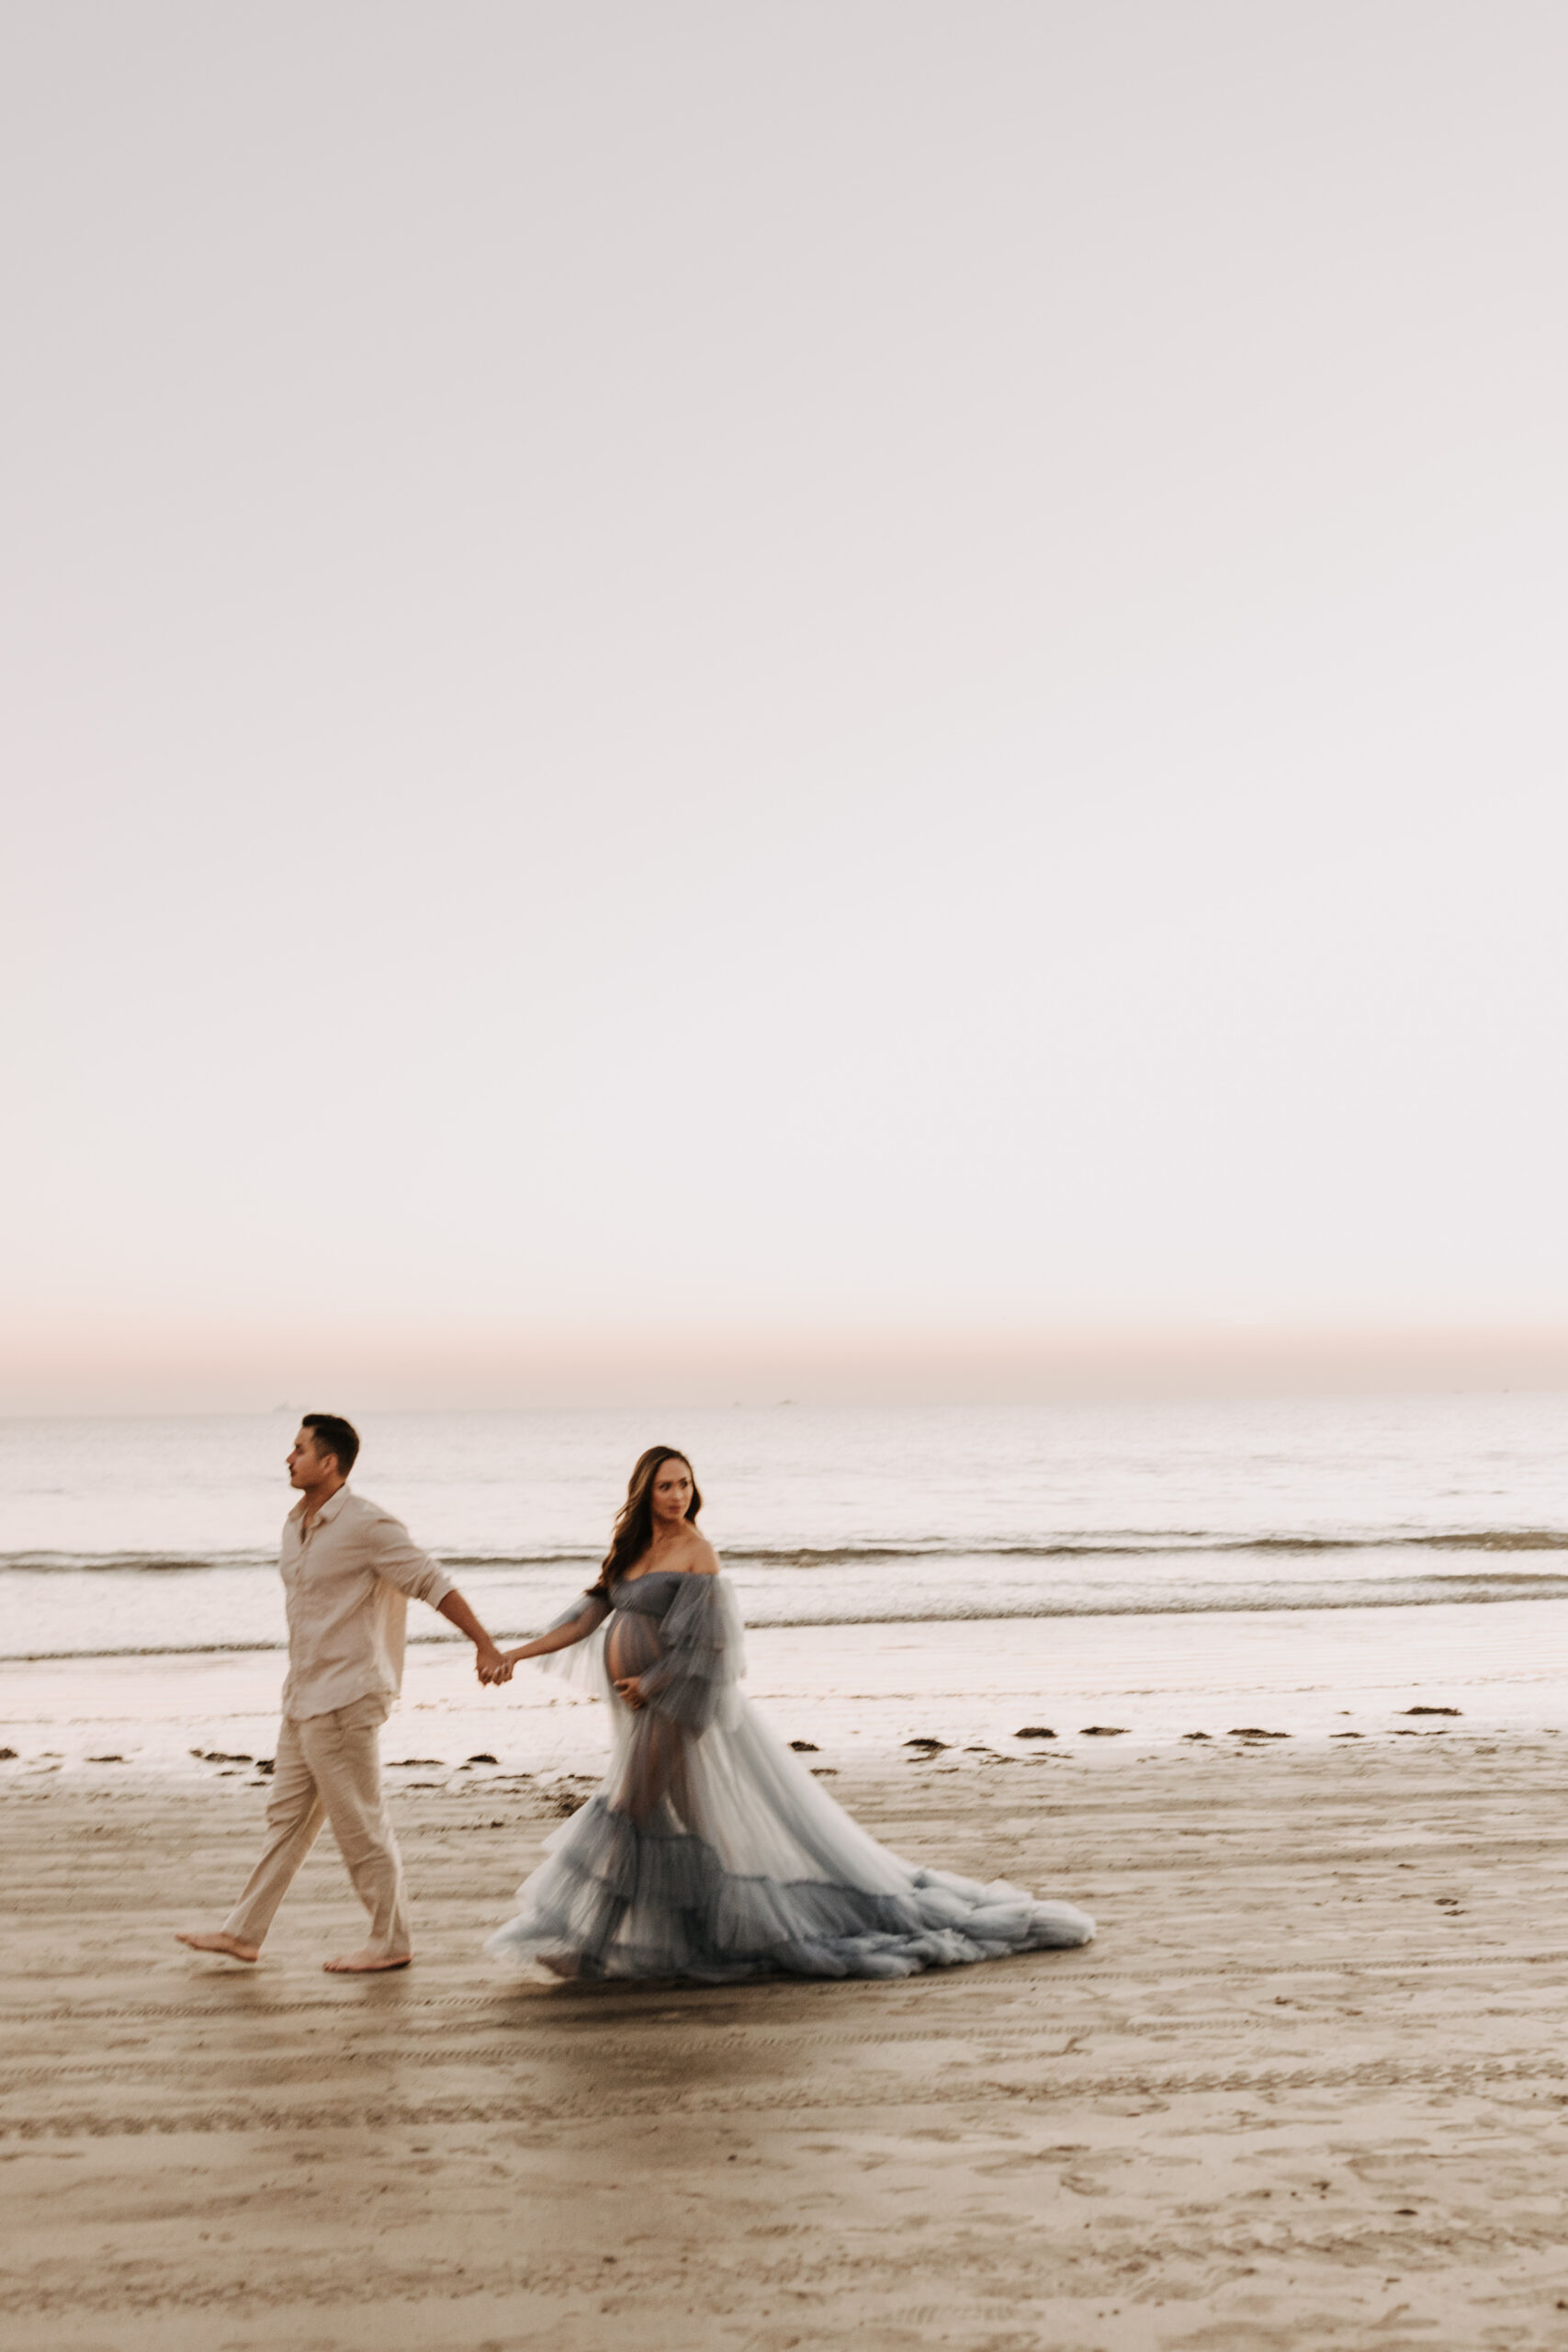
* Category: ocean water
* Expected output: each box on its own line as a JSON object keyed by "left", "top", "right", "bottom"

{"left": 3, "top": 1397, "right": 1567, "bottom": 1770}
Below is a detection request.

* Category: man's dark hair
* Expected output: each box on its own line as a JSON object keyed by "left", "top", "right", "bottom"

{"left": 301, "top": 1412, "right": 360, "bottom": 1476}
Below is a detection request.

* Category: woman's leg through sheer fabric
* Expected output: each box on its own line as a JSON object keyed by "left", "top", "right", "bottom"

{"left": 604, "top": 1611, "right": 692, "bottom": 1826}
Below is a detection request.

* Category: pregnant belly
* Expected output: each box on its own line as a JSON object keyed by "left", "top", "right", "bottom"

{"left": 604, "top": 1609, "right": 662, "bottom": 1693}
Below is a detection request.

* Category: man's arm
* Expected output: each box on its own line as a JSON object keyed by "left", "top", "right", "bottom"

{"left": 436, "top": 1589, "right": 512, "bottom": 1685}
{"left": 363, "top": 1511, "right": 511, "bottom": 1686}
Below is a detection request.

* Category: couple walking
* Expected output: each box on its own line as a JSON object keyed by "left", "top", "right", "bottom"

{"left": 179, "top": 1419, "right": 1094, "bottom": 1982}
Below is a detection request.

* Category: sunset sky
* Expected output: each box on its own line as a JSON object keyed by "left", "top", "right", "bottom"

{"left": 6, "top": 3, "right": 1568, "bottom": 1409}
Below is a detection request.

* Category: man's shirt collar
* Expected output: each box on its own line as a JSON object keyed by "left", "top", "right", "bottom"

{"left": 290, "top": 1483, "right": 353, "bottom": 1532}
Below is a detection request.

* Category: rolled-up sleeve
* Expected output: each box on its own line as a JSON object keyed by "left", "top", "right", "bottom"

{"left": 364, "top": 1510, "right": 455, "bottom": 1606}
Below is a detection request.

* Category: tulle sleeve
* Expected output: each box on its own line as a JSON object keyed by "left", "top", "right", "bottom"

{"left": 535, "top": 1588, "right": 613, "bottom": 1702}
{"left": 637, "top": 1573, "right": 745, "bottom": 1734}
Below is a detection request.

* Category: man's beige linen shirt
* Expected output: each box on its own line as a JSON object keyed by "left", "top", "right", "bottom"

{"left": 278, "top": 1487, "right": 454, "bottom": 1720}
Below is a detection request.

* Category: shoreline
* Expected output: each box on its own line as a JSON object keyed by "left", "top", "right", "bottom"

{"left": 6, "top": 1597, "right": 1568, "bottom": 1781}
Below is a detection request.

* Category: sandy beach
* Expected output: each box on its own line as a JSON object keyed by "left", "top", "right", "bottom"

{"left": 5, "top": 1731, "right": 1568, "bottom": 2350}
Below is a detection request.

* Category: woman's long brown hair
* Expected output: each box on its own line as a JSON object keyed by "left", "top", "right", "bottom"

{"left": 597, "top": 1446, "right": 703, "bottom": 1587}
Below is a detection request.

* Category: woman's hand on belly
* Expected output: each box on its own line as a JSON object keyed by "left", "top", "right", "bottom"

{"left": 613, "top": 1675, "right": 646, "bottom": 1711}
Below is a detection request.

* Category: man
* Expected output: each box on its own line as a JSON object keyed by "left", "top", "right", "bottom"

{"left": 176, "top": 1413, "right": 512, "bottom": 1973}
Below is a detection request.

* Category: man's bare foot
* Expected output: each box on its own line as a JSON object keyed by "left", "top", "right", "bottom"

{"left": 175, "top": 1931, "right": 260, "bottom": 1962}
{"left": 322, "top": 1947, "right": 412, "bottom": 1973}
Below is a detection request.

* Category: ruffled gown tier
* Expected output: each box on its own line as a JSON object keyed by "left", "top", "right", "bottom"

{"left": 485, "top": 1569, "right": 1095, "bottom": 1984}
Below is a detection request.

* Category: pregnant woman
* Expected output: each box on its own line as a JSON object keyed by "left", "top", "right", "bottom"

{"left": 486, "top": 1446, "right": 1095, "bottom": 1983}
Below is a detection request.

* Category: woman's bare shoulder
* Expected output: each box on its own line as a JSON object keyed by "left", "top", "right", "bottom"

{"left": 684, "top": 1532, "right": 721, "bottom": 1576}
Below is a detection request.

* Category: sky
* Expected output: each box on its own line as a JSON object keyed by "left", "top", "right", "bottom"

{"left": 5, "top": 2, "right": 1568, "bottom": 1409}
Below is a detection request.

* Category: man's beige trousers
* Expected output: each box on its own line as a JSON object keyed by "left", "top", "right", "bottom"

{"left": 222, "top": 1691, "right": 411, "bottom": 1956}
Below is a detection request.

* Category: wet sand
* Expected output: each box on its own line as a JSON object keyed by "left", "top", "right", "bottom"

{"left": 4, "top": 1733, "right": 1568, "bottom": 2349}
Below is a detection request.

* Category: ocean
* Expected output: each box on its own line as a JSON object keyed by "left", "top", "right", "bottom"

{"left": 4, "top": 1396, "right": 1567, "bottom": 1776}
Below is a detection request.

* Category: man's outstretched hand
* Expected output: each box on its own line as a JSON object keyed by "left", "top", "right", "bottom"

{"left": 476, "top": 1642, "right": 513, "bottom": 1685}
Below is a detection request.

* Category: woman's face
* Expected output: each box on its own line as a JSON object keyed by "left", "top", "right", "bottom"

{"left": 650, "top": 1458, "right": 693, "bottom": 1523}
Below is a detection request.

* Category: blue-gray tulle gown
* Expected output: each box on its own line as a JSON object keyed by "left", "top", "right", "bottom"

{"left": 484, "top": 1569, "right": 1096, "bottom": 1983}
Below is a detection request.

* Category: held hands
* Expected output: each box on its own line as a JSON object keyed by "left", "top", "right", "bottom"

{"left": 437, "top": 1594, "right": 513, "bottom": 1687}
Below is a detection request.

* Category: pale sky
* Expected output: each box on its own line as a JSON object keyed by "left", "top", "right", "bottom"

{"left": 5, "top": 3, "right": 1568, "bottom": 1408}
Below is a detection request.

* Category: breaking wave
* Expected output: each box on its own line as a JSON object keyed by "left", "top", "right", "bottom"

{"left": 6, "top": 1528, "right": 1568, "bottom": 1574}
